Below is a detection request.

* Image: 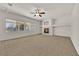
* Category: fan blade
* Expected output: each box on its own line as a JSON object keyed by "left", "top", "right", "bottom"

{"left": 34, "top": 15, "right": 36, "bottom": 17}
{"left": 39, "top": 14, "right": 42, "bottom": 17}
{"left": 39, "top": 12, "right": 45, "bottom": 14}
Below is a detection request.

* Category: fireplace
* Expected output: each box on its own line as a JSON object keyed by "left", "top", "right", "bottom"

{"left": 44, "top": 28, "right": 49, "bottom": 33}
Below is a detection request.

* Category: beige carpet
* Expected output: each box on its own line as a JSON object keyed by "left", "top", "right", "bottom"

{"left": 0, "top": 35, "right": 78, "bottom": 56}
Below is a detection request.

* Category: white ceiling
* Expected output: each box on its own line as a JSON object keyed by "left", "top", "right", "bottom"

{"left": 0, "top": 3, "right": 75, "bottom": 21}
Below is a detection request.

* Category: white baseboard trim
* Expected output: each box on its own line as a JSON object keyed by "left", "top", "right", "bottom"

{"left": 0, "top": 33, "right": 41, "bottom": 42}
{"left": 71, "top": 39, "right": 79, "bottom": 55}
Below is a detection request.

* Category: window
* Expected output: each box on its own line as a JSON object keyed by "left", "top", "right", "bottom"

{"left": 6, "top": 19, "right": 16, "bottom": 32}
{"left": 6, "top": 19, "right": 32, "bottom": 32}
{"left": 25, "top": 22, "right": 31, "bottom": 31}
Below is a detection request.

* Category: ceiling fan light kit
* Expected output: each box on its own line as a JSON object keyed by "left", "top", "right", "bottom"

{"left": 31, "top": 8, "right": 45, "bottom": 17}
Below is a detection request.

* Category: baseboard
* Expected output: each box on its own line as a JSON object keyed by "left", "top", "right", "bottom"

{"left": 55, "top": 35, "right": 79, "bottom": 55}
{"left": 53, "top": 35, "right": 70, "bottom": 38}
{"left": 70, "top": 38, "right": 79, "bottom": 55}
{"left": 0, "top": 33, "right": 41, "bottom": 42}
{"left": 70, "top": 39, "right": 79, "bottom": 55}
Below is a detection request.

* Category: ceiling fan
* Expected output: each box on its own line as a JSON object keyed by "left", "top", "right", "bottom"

{"left": 30, "top": 8, "right": 45, "bottom": 17}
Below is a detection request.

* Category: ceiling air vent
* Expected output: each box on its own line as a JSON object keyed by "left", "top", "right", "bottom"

{"left": 8, "top": 3, "right": 13, "bottom": 6}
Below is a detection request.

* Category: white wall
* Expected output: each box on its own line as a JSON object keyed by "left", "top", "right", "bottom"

{"left": 42, "top": 15, "right": 71, "bottom": 37}
{"left": 71, "top": 4, "right": 79, "bottom": 54}
{"left": 0, "top": 10, "right": 41, "bottom": 41}
{"left": 54, "top": 15, "right": 71, "bottom": 37}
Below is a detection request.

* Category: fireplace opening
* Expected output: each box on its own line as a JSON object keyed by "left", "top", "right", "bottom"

{"left": 44, "top": 28, "right": 49, "bottom": 33}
